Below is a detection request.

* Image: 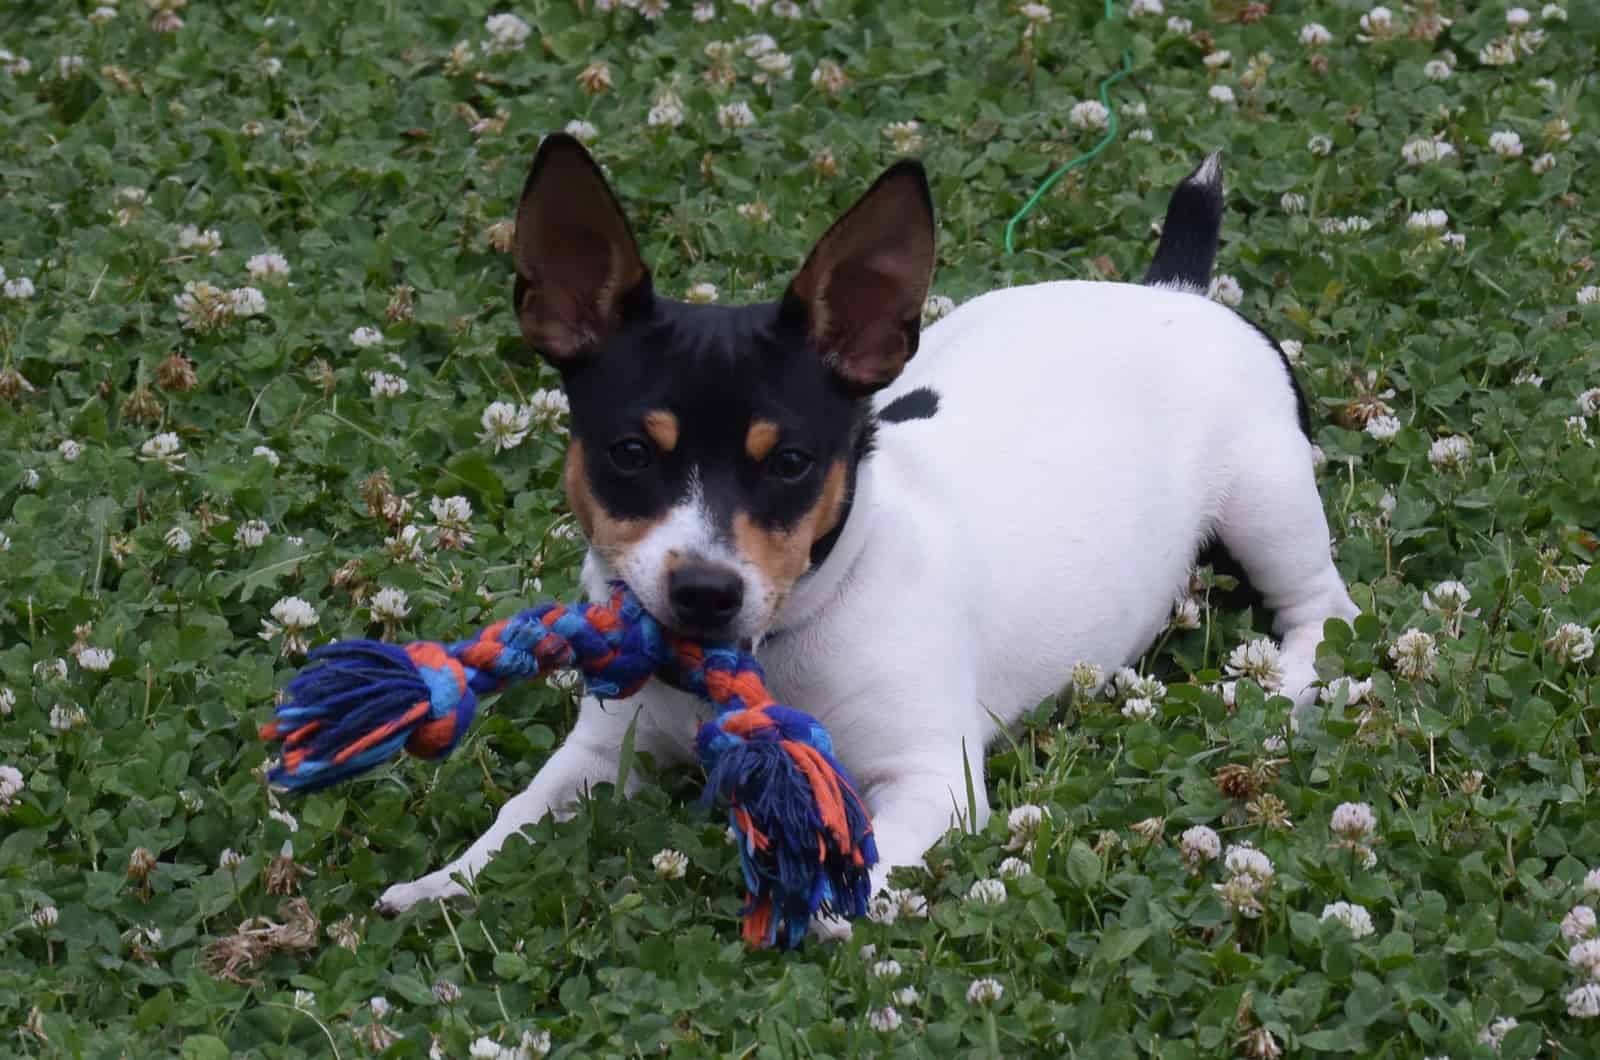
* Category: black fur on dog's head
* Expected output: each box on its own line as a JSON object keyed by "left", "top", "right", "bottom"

{"left": 511, "top": 134, "right": 935, "bottom": 639}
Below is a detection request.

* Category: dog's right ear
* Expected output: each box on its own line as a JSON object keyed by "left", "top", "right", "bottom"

{"left": 512, "top": 134, "right": 651, "bottom": 363}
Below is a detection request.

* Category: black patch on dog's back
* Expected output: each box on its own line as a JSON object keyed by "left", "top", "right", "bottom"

{"left": 878, "top": 387, "right": 940, "bottom": 424}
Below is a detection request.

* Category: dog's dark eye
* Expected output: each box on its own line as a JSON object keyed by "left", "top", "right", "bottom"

{"left": 608, "top": 438, "right": 653, "bottom": 473}
{"left": 768, "top": 448, "right": 815, "bottom": 483}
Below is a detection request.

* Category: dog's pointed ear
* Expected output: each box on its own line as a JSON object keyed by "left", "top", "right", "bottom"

{"left": 512, "top": 133, "right": 651, "bottom": 362}
{"left": 783, "top": 160, "right": 936, "bottom": 393}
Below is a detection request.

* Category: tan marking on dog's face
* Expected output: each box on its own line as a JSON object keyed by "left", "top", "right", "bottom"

{"left": 564, "top": 439, "right": 657, "bottom": 552}
{"left": 732, "top": 459, "right": 849, "bottom": 600}
{"left": 642, "top": 410, "right": 679, "bottom": 453}
{"left": 745, "top": 420, "right": 782, "bottom": 463}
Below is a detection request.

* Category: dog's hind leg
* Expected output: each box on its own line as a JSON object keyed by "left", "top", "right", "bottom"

{"left": 1211, "top": 430, "right": 1360, "bottom": 717}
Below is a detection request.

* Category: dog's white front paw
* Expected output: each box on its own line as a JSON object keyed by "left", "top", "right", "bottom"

{"left": 375, "top": 872, "right": 468, "bottom": 915}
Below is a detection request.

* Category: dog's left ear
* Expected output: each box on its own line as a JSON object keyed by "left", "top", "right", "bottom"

{"left": 784, "top": 161, "right": 936, "bottom": 393}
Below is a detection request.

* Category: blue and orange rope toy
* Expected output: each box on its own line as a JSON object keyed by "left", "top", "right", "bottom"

{"left": 260, "top": 584, "right": 877, "bottom": 949}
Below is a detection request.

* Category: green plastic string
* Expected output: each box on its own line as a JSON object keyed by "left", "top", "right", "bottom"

{"left": 1003, "top": 0, "right": 1133, "bottom": 255}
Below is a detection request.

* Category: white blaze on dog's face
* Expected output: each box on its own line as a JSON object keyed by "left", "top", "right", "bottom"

{"left": 510, "top": 134, "right": 936, "bottom": 640}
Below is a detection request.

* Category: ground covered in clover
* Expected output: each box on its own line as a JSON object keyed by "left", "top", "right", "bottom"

{"left": 2, "top": 0, "right": 1599, "bottom": 1057}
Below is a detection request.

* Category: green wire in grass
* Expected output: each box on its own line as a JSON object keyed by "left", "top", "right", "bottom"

{"left": 1003, "top": 0, "right": 1133, "bottom": 255}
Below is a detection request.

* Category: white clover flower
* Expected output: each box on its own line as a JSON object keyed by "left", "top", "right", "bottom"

{"left": 35, "top": 658, "right": 69, "bottom": 682}
{"left": 1428, "top": 434, "right": 1472, "bottom": 471}
{"left": 350, "top": 326, "right": 384, "bottom": 349}
{"left": 1545, "top": 623, "right": 1595, "bottom": 665}
{"left": 431, "top": 495, "right": 472, "bottom": 528}
{"left": 369, "top": 997, "right": 392, "bottom": 1020}
{"left": 261, "top": 596, "right": 319, "bottom": 655}
{"left": 736, "top": 202, "right": 772, "bottom": 224}
{"left": 246, "top": 252, "right": 291, "bottom": 283}
{"left": 1069, "top": 660, "right": 1105, "bottom": 699}
{"left": 1562, "top": 905, "right": 1598, "bottom": 942}
{"left": 1214, "top": 872, "right": 1267, "bottom": 918}
{"left": 173, "top": 280, "right": 233, "bottom": 332}
{"left": 177, "top": 224, "right": 223, "bottom": 256}
{"left": 967, "top": 878, "right": 1007, "bottom": 905}
{"left": 1203, "top": 50, "right": 1231, "bottom": 69}
{"left": 366, "top": 370, "right": 408, "bottom": 399}
{"left": 1488, "top": 130, "right": 1523, "bottom": 158}
{"left": 1120, "top": 696, "right": 1156, "bottom": 721}
{"left": 78, "top": 647, "right": 115, "bottom": 672}
{"left": 1128, "top": 0, "right": 1162, "bottom": 14}
{"left": 1166, "top": 15, "right": 1192, "bottom": 34}
{"left": 519, "top": 1029, "right": 552, "bottom": 1059}
{"left": 1208, "top": 274, "right": 1243, "bottom": 306}
{"left": 1506, "top": 6, "right": 1532, "bottom": 27}
{"left": 647, "top": 88, "right": 686, "bottom": 128}
{"left": 1207, "top": 84, "right": 1236, "bottom": 105}
{"left": 754, "top": 51, "right": 794, "bottom": 83}
{"left": 1320, "top": 676, "right": 1373, "bottom": 708}
{"left": 1531, "top": 152, "right": 1556, "bottom": 175}
{"left": 678, "top": 281, "right": 719, "bottom": 305}
{"left": 469, "top": 1037, "right": 503, "bottom": 1059}
{"left": 1423, "top": 58, "right": 1452, "bottom": 81}
{"left": 0, "top": 688, "right": 14, "bottom": 716}
{"left": 1358, "top": 6, "right": 1395, "bottom": 36}
{"left": 49, "top": 704, "right": 87, "bottom": 731}
{"left": 1390, "top": 628, "right": 1438, "bottom": 680}
{"left": 483, "top": 13, "right": 532, "bottom": 54}
{"left": 57, "top": 439, "right": 82, "bottom": 462}
{"left": 883, "top": 119, "right": 923, "bottom": 153}
{"left": 867, "top": 1006, "right": 902, "bottom": 1032}
{"left": 1401, "top": 137, "right": 1456, "bottom": 166}
{"left": 261, "top": 56, "right": 283, "bottom": 77}
{"left": 1225, "top": 638, "right": 1285, "bottom": 692}
{"left": 293, "top": 989, "right": 316, "bottom": 1011}
{"left": 1542, "top": 2, "right": 1566, "bottom": 19}
{"left": 1423, "top": 580, "right": 1471, "bottom": 615}
{"left": 1479, "top": 38, "right": 1518, "bottom": 65}
{"left": 89, "top": 5, "right": 119, "bottom": 24}
{"left": 1579, "top": 286, "right": 1600, "bottom": 306}
{"left": 1569, "top": 984, "right": 1600, "bottom": 1019}
{"left": 1069, "top": 100, "right": 1109, "bottom": 130}
{"left": 219, "top": 848, "right": 244, "bottom": 870}
{"left": 1579, "top": 388, "right": 1600, "bottom": 416}
{"left": 1407, "top": 209, "right": 1449, "bottom": 232}
{"left": 140, "top": 432, "right": 185, "bottom": 469}
{"left": 268, "top": 809, "right": 300, "bottom": 837}
{"left": 810, "top": 58, "right": 849, "bottom": 95}
{"left": 871, "top": 958, "right": 903, "bottom": 981}
{"left": 1020, "top": 2, "right": 1053, "bottom": 23}
{"left": 1320, "top": 901, "right": 1376, "bottom": 939}
{"left": 1280, "top": 192, "right": 1307, "bottom": 214}
{"left": 997, "top": 856, "right": 1031, "bottom": 880}
{"left": 1279, "top": 339, "right": 1303, "bottom": 363}
{"left": 0, "top": 764, "right": 25, "bottom": 811}
{"left": 164, "top": 526, "right": 193, "bottom": 554}
{"left": 1568, "top": 416, "right": 1592, "bottom": 444}
{"left": 718, "top": 101, "right": 756, "bottom": 129}
{"left": 370, "top": 587, "right": 411, "bottom": 622}
{"left": 1007, "top": 804, "right": 1045, "bottom": 842}
{"left": 236, "top": 519, "right": 270, "bottom": 548}
{"left": 1331, "top": 802, "right": 1377, "bottom": 842}
{"left": 563, "top": 119, "right": 598, "bottom": 144}
{"left": 244, "top": 445, "right": 280, "bottom": 469}
{"left": 966, "top": 977, "right": 1004, "bottom": 1004}
{"left": 4, "top": 276, "right": 35, "bottom": 300}
{"left": 1569, "top": 938, "right": 1600, "bottom": 976}
{"left": 1180, "top": 825, "right": 1221, "bottom": 869}
{"left": 1224, "top": 843, "right": 1274, "bottom": 881}
{"left": 1365, "top": 414, "right": 1401, "bottom": 441}
{"left": 432, "top": 979, "right": 462, "bottom": 1005}
{"left": 1128, "top": 127, "right": 1154, "bottom": 142}
{"left": 1171, "top": 596, "right": 1202, "bottom": 630}
{"left": 227, "top": 286, "right": 266, "bottom": 318}
{"left": 479, "top": 401, "right": 533, "bottom": 452}
{"left": 651, "top": 848, "right": 688, "bottom": 879}
{"left": 1299, "top": 22, "right": 1333, "bottom": 47}
{"left": 692, "top": 0, "right": 717, "bottom": 18}
{"left": 637, "top": 0, "right": 670, "bottom": 20}
{"left": 30, "top": 904, "right": 58, "bottom": 929}
{"left": 526, "top": 389, "right": 570, "bottom": 433}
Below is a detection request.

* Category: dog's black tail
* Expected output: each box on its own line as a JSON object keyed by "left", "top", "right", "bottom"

{"left": 1142, "top": 152, "right": 1223, "bottom": 293}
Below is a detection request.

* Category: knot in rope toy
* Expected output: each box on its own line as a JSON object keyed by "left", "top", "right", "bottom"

{"left": 260, "top": 585, "right": 877, "bottom": 949}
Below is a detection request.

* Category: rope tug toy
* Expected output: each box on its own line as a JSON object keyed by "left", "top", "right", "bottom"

{"left": 260, "top": 584, "right": 877, "bottom": 950}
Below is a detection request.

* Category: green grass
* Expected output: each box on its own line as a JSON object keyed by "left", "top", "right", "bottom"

{"left": 2, "top": 0, "right": 1599, "bottom": 1056}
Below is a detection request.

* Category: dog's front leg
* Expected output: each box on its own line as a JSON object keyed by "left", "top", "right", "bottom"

{"left": 376, "top": 692, "right": 676, "bottom": 914}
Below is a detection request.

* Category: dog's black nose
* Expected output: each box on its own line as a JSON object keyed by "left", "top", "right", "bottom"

{"left": 668, "top": 563, "right": 744, "bottom": 629}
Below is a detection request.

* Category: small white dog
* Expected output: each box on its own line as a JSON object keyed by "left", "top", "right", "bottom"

{"left": 377, "top": 137, "right": 1359, "bottom": 919}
